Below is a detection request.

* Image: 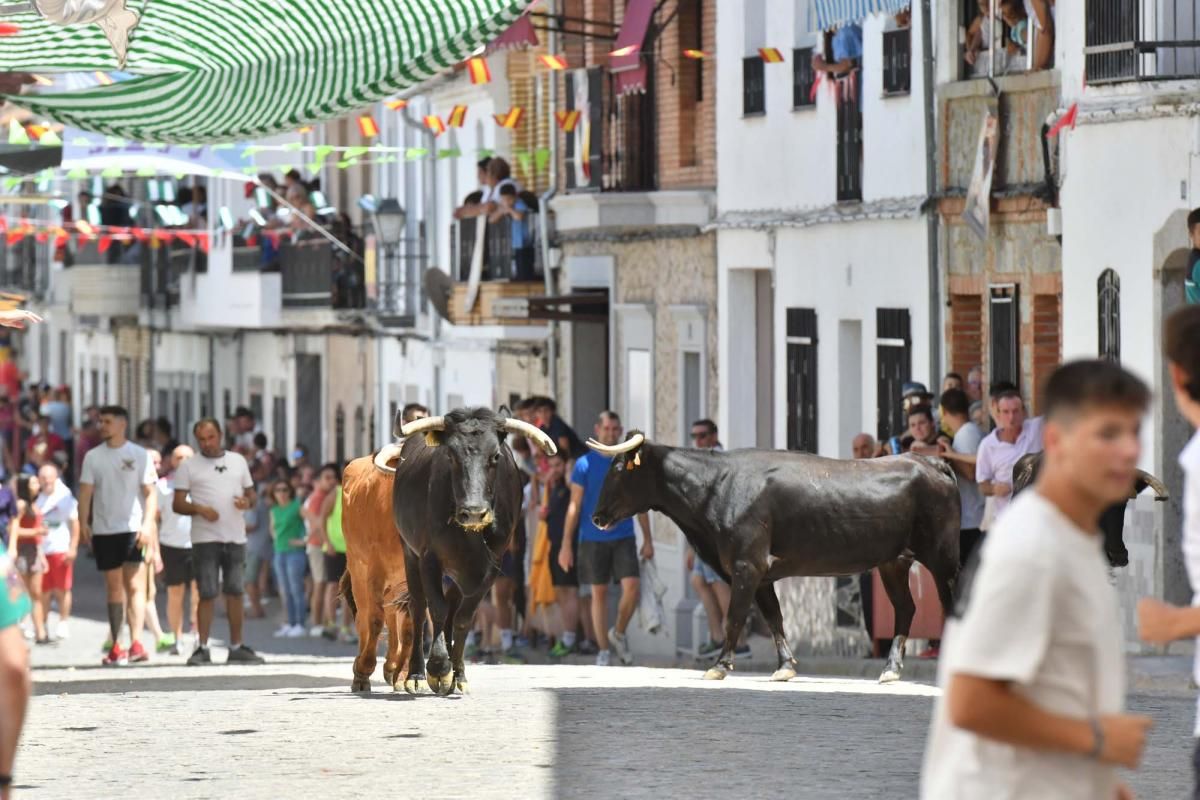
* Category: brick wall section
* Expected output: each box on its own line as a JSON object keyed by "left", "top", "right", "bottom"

{"left": 1030, "top": 292, "right": 1061, "bottom": 415}
{"left": 949, "top": 293, "right": 983, "bottom": 380}
{"left": 507, "top": 49, "right": 552, "bottom": 193}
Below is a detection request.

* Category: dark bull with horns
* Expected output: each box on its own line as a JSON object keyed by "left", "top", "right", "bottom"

{"left": 587, "top": 433, "right": 962, "bottom": 683}
{"left": 391, "top": 408, "right": 556, "bottom": 694}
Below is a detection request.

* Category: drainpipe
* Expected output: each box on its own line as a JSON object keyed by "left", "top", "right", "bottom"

{"left": 208, "top": 334, "right": 215, "bottom": 419}
{"left": 920, "top": 0, "right": 941, "bottom": 385}
{"left": 540, "top": 0, "right": 560, "bottom": 398}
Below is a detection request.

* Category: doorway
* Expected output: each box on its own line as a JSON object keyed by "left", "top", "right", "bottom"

{"left": 838, "top": 320, "right": 863, "bottom": 458}
{"left": 295, "top": 354, "right": 322, "bottom": 461}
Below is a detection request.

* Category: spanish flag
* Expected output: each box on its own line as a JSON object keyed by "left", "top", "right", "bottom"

{"left": 609, "top": 44, "right": 639, "bottom": 57}
{"left": 297, "top": 125, "right": 313, "bottom": 134}
{"left": 683, "top": 49, "right": 708, "bottom": 60}
{"left": 493, "top": 107, "right": 524, "bottom": 128}
{"left": 555, "top": 110, "right": 581, "bottom": 132}
{"left": 539, "top": 54, "right": 568, "bottom": 70}
{"left": 759, "top": 47, "right": 784, "bottom": 63}
{"left": 357, "top": 114, "right": 380, "bottom": 138}
{"left": 467, "top": 57, "right": 491, "bottom": 85}
{"left": 424, "top": 115, "right": 447, "bottom": 136}
{"left": 447, "top": 105, "right": 468, "bottom": 128}
{"left": 384, "top": 99, "right": 408, "bottom": 110}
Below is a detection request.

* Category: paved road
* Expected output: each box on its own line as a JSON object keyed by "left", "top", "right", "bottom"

{"left": 14, "top": 561, "right": 1199, "bottom": 798}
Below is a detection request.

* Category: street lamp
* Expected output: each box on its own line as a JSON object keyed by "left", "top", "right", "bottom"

{"left": 371, "top": 198, "right": 406, "bottom": 316}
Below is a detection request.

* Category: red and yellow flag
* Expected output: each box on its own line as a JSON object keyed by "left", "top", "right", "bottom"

{"left": 297, "top": 125, "right": 313, "bottom": 134}
{"left": 683, "top": 49, "right": 708, "bottom": 60}
{"left": 358, "top": 115, "right": 380, "bottom": 138}
{"left": 424, "top": 115, "right": 447, "bottom": 136}
{"left": 447, "top": 105, "right": 468, "bottom": 128}
{"left": 539, "top": 54, "right": 568, "bottom": 70}
{"left": 759, "top": 47, "right": 784, "bottom": 63}
{"left": 609, "top": 44, "right": 639, "bottom": 57}
{"left": 385, "top": 98, "right": 408, "bottom": 110}
{"left": 493, "top": 107, "right": 524, "bottom": 128}
{"left": 467, "top": 57, "right": 491, "bottom": 85}
{"left": 555, "top": 110, "right": 581, "bottom": 132}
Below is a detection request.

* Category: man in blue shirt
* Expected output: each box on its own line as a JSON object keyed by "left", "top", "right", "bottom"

{"left": 812, "top": 23, "right": 862, "bottom": 77}
{"left": 558, "top": 410, "right": 653, "bottom": 667}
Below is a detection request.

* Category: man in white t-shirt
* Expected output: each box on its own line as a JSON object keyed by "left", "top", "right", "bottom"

{"left": 936, "top": 388, "right": 986, "bottom": 566}
{"left": 34, "top": 463, "right": 78, "bottom": 641}
{"left": 921, "top": 360, "right": 1153, "bottom": 800}
{"left": 1137, "top": 306, "right": 1200, "bottom": 798}
{"left": 77, "top": 406, "right": 158, "bottom": 667}
{"left": 976, "top": 389, "right": 1044, "bottom": 519}
{"left": 158, "top": 444, "right": 197, "bottom": 655}
{"left": 173, "top": 419, "right": 263, "bottom": 666}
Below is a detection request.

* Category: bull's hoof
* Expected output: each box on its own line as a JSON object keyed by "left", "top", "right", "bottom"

{"left": 404, "top": 674, "right": 426, "bottom": 694}
{"left": 878, "top": 666, "right": 902, "bottom": 684}
{"left": 351, "top": 677, "right": 371, "bottom": 693}
{"left": 427, "top": 672, "right": 456, "bottom": 696}
{"left": 703, "top": 666, "right": 727, "bottom": 681}
{"left": 770, "top": 666, "right": 797, "bottom": 683}
{"left": 454, "top": 678, "right": 470, "bottom": 695}
{"left": 383, "top": 665, "right": 396, "bottom": 686}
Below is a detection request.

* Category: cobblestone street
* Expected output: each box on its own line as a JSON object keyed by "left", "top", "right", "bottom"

{"left": 15, "top": 565, "right": 1198, "bottom": 799}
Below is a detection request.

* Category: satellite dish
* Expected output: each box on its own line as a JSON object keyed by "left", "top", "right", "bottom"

{"left": 423, "top": 267, "right": 453, "bottom": 321}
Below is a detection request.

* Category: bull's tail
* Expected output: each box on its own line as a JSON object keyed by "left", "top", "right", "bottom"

{"left": 339, "top": 571, "right": 357, "bottom": 619}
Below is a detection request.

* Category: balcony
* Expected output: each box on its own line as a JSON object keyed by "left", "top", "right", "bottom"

{"left": 279, "top": 234, "right": 366, "bottom": 310}
{"left": 1085, "top": 0, "right": 1200, "bottom": 83}
{"left": 0, "top": 235, "right": 43, "bottom": 297}
{"left": 565, "top": 67, "right": 657, "bottom": 193}
{"left": 451, "top": 214, "right": 543, "bottom": 283}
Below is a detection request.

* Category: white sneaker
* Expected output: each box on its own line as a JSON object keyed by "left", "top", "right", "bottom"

{"left": 595, "top": 649, "right": 611, "bottom": 667}
{"left": 273, "top": 624, "right": 291, "bottom": 638}
{"left": 309, "top": 625, "right": 325, "bottom": 638}
{"left": 21, "top": 623, "right": 34, "bottom": 641}
{"left": 608, "top": 627, "right": 633, "bottom": 665}
{"left": 55, "top": 621, "right": 70, "bottom": 640}
{"left": 286, "top": 625, "right": 306, "bottom": 638}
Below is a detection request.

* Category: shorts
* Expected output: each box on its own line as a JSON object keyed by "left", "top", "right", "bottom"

{"left": 43, "top": 552, "right": 74, "bottom": 592}
{"left": 691, "top": 556, "right": 721, "bottom": 585}
{"left": 15, "top": 541, "right": 46, "bottom": 575}
{"left": 577, "top": 537, "right": 639, "bottom": 587}
{"left": 323, "top": 552, "right": 347, "bottom": 584}
{"left": 193, "top": 541, "right": 246, "bottom": 601}
{"left": 548, "top": 535, "right": 578, "bottom": 588}
{"left": 92, "top": 532, "right": 143, "bottom": 572}
{"left": 0, "top": 562, "right": 30, "bottom": 629}
{"left": 160, "top": 545, "right": 193, "bottom": 587}
{"left": 500, "top": 551, "right": 519, "bottom": 580}
{"left": 307, "top": 546, "right": 327, "bottom": 583}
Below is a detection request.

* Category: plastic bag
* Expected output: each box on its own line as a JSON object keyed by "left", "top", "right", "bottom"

{"left": 637, "top": 557, "right": 668, "bottom": 635}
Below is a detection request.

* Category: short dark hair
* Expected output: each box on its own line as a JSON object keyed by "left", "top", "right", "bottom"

{"left": 498, "top": 183, "right": 518, "bottom": 198}
{"left": 1188, "top": 208, "right": 1200, "bottom": 231}
{"left": 98, "top": 405, "right": 128, "bottom": 420}
{"left": 597, "top": 410, "right": 621, "bottom": 426}
{"left": 154, "top": 416, "right": 172, "bottom": 436}
{"left": 989, "top": 381, "right": 1018, "bottom": 396}
{"left": 514, "top": 397, "right": 537, "bottom": 413}
{"left": 1166, "top": 305, "right": 1200, "bottom": 401}
{"left": 992, "top": 388, "right": 1023, "bottom": 405}
{"left": 477, "top": 157, "right": 492, "bottom": 171}
{"left": 907, "top": 405, "right": 934, "bottom": 423}
{"left": 691, "top": 419, "right": 717, "bottom": 435}
{"left": 285, "top": 168, "right": 302, "bottom": 182}
{"left": 1043, "top": 360, "right": 1150, "bottom": 422}
{"left": 463, "top": 190, "right": 483, "bottom": 205}
{"left": 533, "top": 396, "right": 557, "bottom": 413}
{"left": 401, "top": 403, "right": 430, "bottom": 424}
{"left": 940, "top": 388, "right": 970, "bottom": 417}
{"left": 319, "top": 462, "right": 342, "bottom": 483}
{"left": 234, "top": 406, "right": 254, "bottom": 420}
{"left": 193, "top": 417, "right": 222, "bottom": 437}
{"left": 253, "top": 432, "right": 268, "bottom": 449}
{"left": 944, "top": 372, "right": 963, "bottom": 383}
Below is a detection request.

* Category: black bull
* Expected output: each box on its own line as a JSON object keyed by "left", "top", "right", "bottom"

{"left": 390, "top": 408, "right": 556, "bottom": 695}
{"left": 1011, "top": 452, "right": 1169, "bottom": 567}
{"left": 589, "top": 435, "right": 961, "bottom": 684}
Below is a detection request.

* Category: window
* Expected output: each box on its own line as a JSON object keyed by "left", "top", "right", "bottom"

{"left": 273, "top": 395, "right": 287, "bottom": 456}
{"left": 876, "top": 308, "right": 911, "bottom": 442}
{"left": 743, "top": 56, "right": 766, "bottom": 115}
{"left": 1085, "top": 0, "right": 1199, "bottom": 84}
{"left": 950, "top": 293, "right": 984, "bottom": 379}
{"left": 990, "top": 284, "right": 1020, "bottom": 389}
{"left": 678, "top": 0, "right": 703, "bottom": 167}
{"left": 627, "top": 349, "right": 653, "bottom": 435}
{"left": 882, "top": 27, "right": 911, "bottom": 94}
{"left": 682, "top": 351, "right": 702, "bottom": 446}
{"left": 793, "top": 47, "right": 817, "bottom": 107}
{"left": 836, "top": 91, "right": 863, "bottom": 201}
{"left": 1098, "top": 269, "right": 1121, "bottom": 363}
{"left": 786, "top": 308, "right": 818, "bottom": 453}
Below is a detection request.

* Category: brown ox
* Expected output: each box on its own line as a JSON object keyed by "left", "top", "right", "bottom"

{"left": 340, "top": 445, "right": 414, "bottom": 692}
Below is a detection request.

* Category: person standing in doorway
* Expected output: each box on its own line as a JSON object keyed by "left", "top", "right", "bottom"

{"left": 173, "top": 419, "right": 264, "bottom": 666}
{"left": 558, "top": 411, "right": 654, "bottom": 667}
{"left": 921, "top": 361, "right": 1153, "bottom": 800}
{"left": 77, "top": 406, "right": 158, "bottom": 666}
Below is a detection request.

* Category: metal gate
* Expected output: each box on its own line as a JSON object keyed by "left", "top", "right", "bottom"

{"left": 294, "top": 354, "right": 322, "bottom": 461}
{"left": 786, "top": 308, "right": 818, "bottom": 453}
{"left": 989, "top": 284, "right": 1019, "bottom": 388}
{"left": 876, "top": 308, "right": 911, "bottom": 442}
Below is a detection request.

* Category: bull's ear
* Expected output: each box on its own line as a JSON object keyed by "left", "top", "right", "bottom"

{"left": 424, "top": 431, "right": 443, "bottom": 447}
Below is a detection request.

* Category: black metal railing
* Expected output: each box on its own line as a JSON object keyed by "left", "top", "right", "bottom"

{"left": 743, "top": 56, "right": 766, "bottom": 115}
{"left": 883, "top": 28, "right": 912, "bottom": 94}
{"left": 793, "top": 47, "right": 817, "bottom": 108}
{"left": 564, "top": 66, "right": 658, "bottom": 193}
{"left": 0, "top": 234, "right": 41, "bottom": 296}
{"left": 452, "top": 212, "right": 543, "bottom": 283}
{"left": 1086, "top": 0, "right": 1200, "bottom": 83}
{"left": 280, "top": 234, "right": 366, "bottom": 310}
{"left": 836, "top": 80, "right": 864, "bottom": 202}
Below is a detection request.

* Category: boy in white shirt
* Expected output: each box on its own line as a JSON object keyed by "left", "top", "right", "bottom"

{"left": 921, "top": 360, "right": 1154, "bottom": 800}
{"left": 1137, "top": 305, "right": 1200, "bottom": 798}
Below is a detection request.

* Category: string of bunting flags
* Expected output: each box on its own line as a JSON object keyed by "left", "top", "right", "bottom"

{"left": 0, "top": 216, "right": 217, "bottom": 252}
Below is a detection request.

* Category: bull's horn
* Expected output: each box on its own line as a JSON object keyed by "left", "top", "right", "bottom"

{"left": 1136, "top": 468, "right": 1170, "bottom": 501}
{"left": 401, "top": 416, "right": 446, "bottom": 438}
{"left": 502, "top": 418, "right": 558, "bottom": 456}
{"left": 585, "top": 434, "right": 645, "bottom": 456}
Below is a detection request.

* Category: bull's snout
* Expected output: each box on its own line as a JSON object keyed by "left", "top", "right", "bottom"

{"left": 455, "top": 505, "right": 495, "bottom": 531}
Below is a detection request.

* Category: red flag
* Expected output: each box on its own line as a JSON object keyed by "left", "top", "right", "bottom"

{"left": 97, "top": 234, "right": 113, "bottom": 253}
{"left": 555, "top": 110, "right": 581, "bottom": 132}
{"left": 176, "top": 232, "right": 196, "bottom": 248}
{"left": 493, "top": 107, "right": 524, "bottom": 128}
{"left": 0, "top": 24, "right": 19, "bottom": 36}
{"left": 245, "top": 234, "right": 258, "bottom": 247}
{"left": 358, "top": 115, "right": 380, "bottom": 138}
{"left": 683, "top": 49, "right": 707, "bottom": 60}
{"left": 809, "top": 72, "right": 822, "bottom": 103}
{"left": 447, "top": 105, "right": 468, "bottom": 128}
{"left": 467, "top": 57, "right": 491, "bottom": 85}
{"left": 385, "top": 99, "right": 408, "bottom": 110}
{"left": 425, "top": 115, "right": 447, "bottom": 136}
{"left": 34, "top": 230, "right": 48, "bottom": 243}
{"left": 198, "top": 233, "right": 210, "bottom": 254}
{"left": 132, "top": 228, "right": 149, "bottom": 243}
{"left": 155, "top": 230, "right": 174, "bottom": 244}
{"left": 539, "top": 54, "right": 568, "bottom": 70}
{"left": 1046, "top": 103, "right": 1078, "bottom": 138}
{"left": 759, "top": 48, "right": 784, "bottom": 63}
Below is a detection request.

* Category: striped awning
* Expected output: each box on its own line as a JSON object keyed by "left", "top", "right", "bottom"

{"left": 0, "top": 0, "right": 532, "bottom": 144}
{"left": 811, "top": 0, "right": 910, "bottom": 31}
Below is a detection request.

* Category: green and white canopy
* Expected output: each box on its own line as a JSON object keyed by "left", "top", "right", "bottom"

{"left": 0, "top": 0, "right": 531, "bottom": 143}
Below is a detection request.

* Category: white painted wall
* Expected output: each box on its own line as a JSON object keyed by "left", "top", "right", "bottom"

{"left": 72, "top": 327, "right": 117, "bottom": 409}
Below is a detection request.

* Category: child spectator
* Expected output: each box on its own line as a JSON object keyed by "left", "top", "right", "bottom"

{"left": 10, "top": 475, "right": 46, "bottom": 644}
{"left": 490, "top": 183, "right": 535, "bottom": 281}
